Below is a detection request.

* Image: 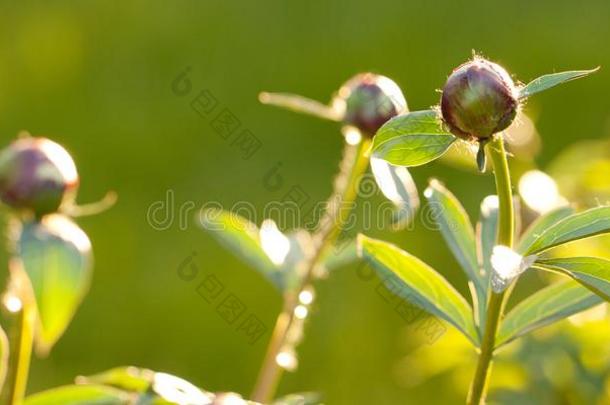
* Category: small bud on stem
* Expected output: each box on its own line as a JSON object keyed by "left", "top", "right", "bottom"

{"left": 0, "top": 138, "right": 79, "bottom": 217}
{"left": 337, "top": 73, "right": 407, "bottom": 137}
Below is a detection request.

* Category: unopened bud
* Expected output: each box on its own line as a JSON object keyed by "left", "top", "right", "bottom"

{"left": 338, "top": 73, "right": 407, "bottom": 137}
{"left": 441, "top": 58, "right": 518, "bottom": 141}
{"left": 0, "top": 137, "right": 79, "bottom": 216}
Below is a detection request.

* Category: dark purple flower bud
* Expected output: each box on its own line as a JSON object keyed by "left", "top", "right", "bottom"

{"left": 337, "top": 73, "right": 408, "bottom": 137}
{"left": 0, "top": 137, "right": 79, "bottom": 216}
{"left": 441, "top": 59, "right": 518, "bottom": 141}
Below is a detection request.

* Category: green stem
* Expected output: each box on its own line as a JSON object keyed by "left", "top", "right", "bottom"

{"left": 251, "top": 138, "right": 371, "bottom": 403}
{"left": 2, "top": 298, "right": 34, "bottom": 404}
{"left": 467, "top": 135, "right": 514, "bottom": 405}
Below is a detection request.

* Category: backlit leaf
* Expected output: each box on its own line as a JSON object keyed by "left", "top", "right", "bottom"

{"left": 534, "top": 257, "right": 610, "bottom": 301}
{"left": 371, "top": 110, "right": 456, "bottom": 167}
{"left": 424, "top": 180, "right": 480, "bottom": 286}
{"left": 475, "top": 195, "right": 499, "bottom": 329}
{"left": 518, "top": 68, "right": 599, "bottom": 99}
{"left": 370, "top": 157, "right": 420, "bottom": 229}
{"left": 358, "top": 235, "right": 479, "bottom": 346}
{"left": 516, "top": 206, "right": 574, "bottom": 254}
{"left": 496, "top": 281, "right": 602, "bottom": 347}
{"left": 199, "top": 209, "right": 282, "bottom": 290}
{"left": 523, "top": 206, "right": 610, "bottom": 255}
{"left": 18, "top": 215, "right": 92, "bottom": 354}
{"left": 24, "top": 385, "right": 128, "bottom": 405}
{"left": 77, "top": 366, "right": 154, "bottom": 393}
{"left": 477, "top": 195, "right": 499, "bottom": 285}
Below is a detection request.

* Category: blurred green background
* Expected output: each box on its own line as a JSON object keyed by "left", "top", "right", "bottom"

{"left": 1, "top": 1, "right": 610, "bottom": 404}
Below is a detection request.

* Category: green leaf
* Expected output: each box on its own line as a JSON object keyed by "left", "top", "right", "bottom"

{"left": 259, "top": 92, "right": 342, "bottom": 121}
{"left": 370, "top": 157, "right": 420, "bottom": 229}
{"left": 371, "top": 110, "right": 456, "bottom": 167}
{"left": 273, "top": 392, "right": 321, "bottom": 405}
{"left": 477, "top": 196, "right": 499, "bottom": 284}
{"left": 534, "top": 257, "right": 610, "bottom": 301}
{"left": 77, "top": 366, "right": 154, "bottom": 393}
{"left": 0, "top": 325, "right": 7, "bottom": 394}
{"left": 18, "top": 216, "right": 92, "bottom": 354}
{"left": 496, "top": 281, "right": 602, "bottom": 347}
{"left": 475, "top": 195, "right": 499, "bottom": 330}
{"left": 24, "top": 385, "right": 129, "bottom": 405}
{"left": 424, "top": 180, "right": 486, "bottom": 332}
{"left": 424, "top": 180, "right": 480, "bottom": 286}
{"left": 146, "top": 372, "right": 213, "bottom": 405}
{"left": 424, "top": 180, "right": 488, "bottom": 330}
{"left": 523, "top": 206, "right": 610, "bottom": 255}
{"left": 358, "top": 235, "right": 479, "bottom": 345}
{"left": 77, "top": 367, "right": 216, "bottom": 405}
{"left": 518, "top": 68, "right": 599, "bottom": 99}
{"left": 516, "top": 206, "right": 574, "bottom": 254}
{"left": 199, "top": 209, "right": 282, "bottom": 290}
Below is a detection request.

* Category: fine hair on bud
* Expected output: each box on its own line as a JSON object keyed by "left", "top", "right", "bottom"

{"left": 440, "top": 57, "right": 518, "bottom": 142}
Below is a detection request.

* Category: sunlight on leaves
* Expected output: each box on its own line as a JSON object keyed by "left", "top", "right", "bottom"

{"left": 490, "top": 246, "right": 537, "bottom": 293}
{"left": 199, "top": 209, "right": 282, "bottom": 290}
{"left": 517, "top": 206, "right": 575, "bottom": 255}
{"left": 477, "top": 195, "right": 499, "bottom": 285}
{"left": 76, "top": 366, "right": 154, "bottom": 393}
{"left": 18, "top": 215, "right": 92, "bottom": 355}
{"left": 260, "top": 220, "right": 291, "bottom": 266}
{"left": 518, "top": 68, "right": 599, "bottom": 99}
{"left": 423, "top": 180, "right": 479, "bottom": 286}
{"left": 523, "top": 206, "right": 610, "bottom": 255}
{"left": 358, "top": 234, "right": 480, "bottom": 346}
{"left": 24, "top": 385, "right": 129, "bottom": 405}
{"left": 153, "top": 372, "right": 213, "bottom": 405}
{"left": 370, "top": 157, "right": 420, "bottom": 229}
{"left": 534, "top": 257, "right": 610, "bottom": 301}
{"left": 272, "top": 392, "right": 321, "bottom": 405}
{"left": 371, "top": 110, "right": 456, "bottom": 167}
{"left": 496, "top": 281, "right": 602, "bottom": 348}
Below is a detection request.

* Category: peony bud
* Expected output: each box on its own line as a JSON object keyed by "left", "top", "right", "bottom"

{"left": 441, "top": 58, "right": 518, "bottom": 141}
{"left": 0, "top": 137, "right": 79, "bottom": 216}
{"left": 337, "top": 73, "right": 407, "bottom": 137}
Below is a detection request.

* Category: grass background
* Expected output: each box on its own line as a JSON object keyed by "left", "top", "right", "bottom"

{"left": 0, "top": 1, "right": 609, "bottom": 403}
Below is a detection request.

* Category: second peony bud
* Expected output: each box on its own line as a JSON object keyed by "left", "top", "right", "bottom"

{"left": 338, "top": 73, "right": 408, "bottom": 137}
{"left": 0, "top": 137, "right": 79, "bottom": 217}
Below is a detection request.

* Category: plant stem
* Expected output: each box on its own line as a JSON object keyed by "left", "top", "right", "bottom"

{"left": 467, "top": 135, "right": 514, "bottom": 405}
{"left": 251, "top": 137, "right": 371, "bottom": 403}
{"left": 2, "top": 298, "right": 35, "bottom": 404}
